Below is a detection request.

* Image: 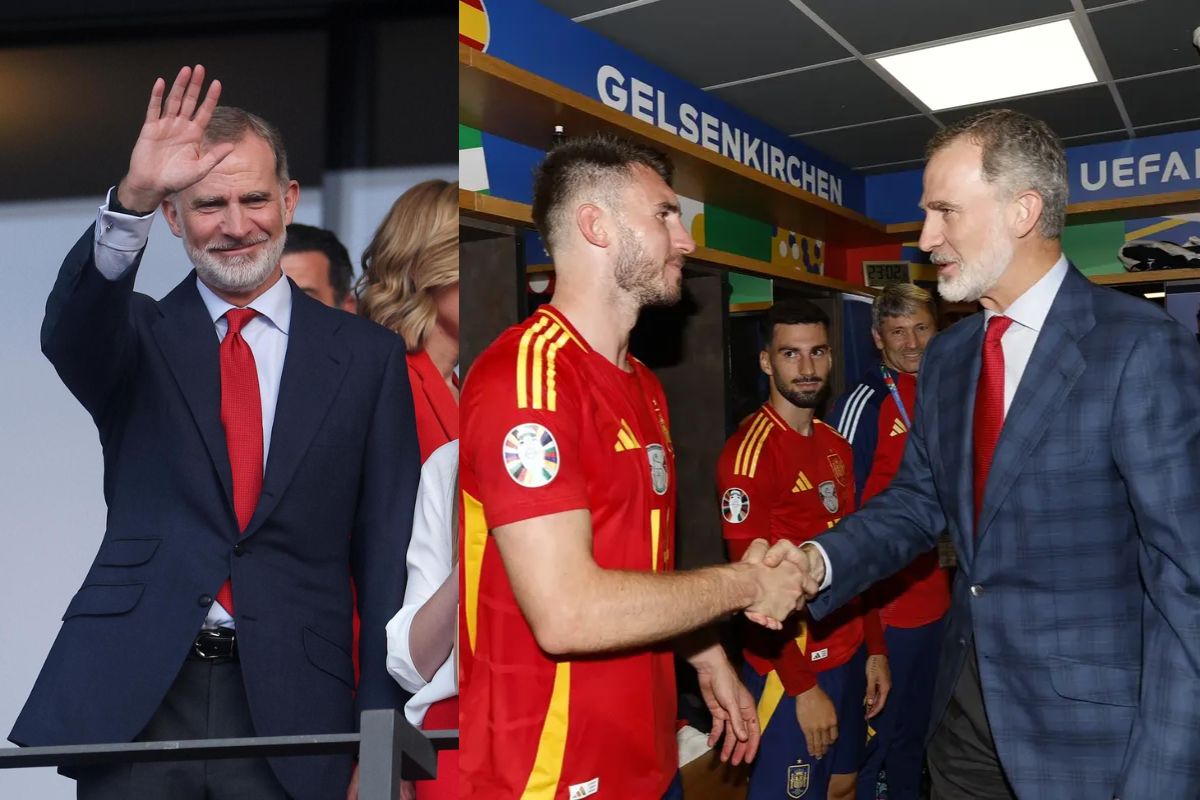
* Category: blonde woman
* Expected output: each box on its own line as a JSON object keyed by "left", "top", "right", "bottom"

{"left": 358, "top": 179, "right": 459, "bottom": 462}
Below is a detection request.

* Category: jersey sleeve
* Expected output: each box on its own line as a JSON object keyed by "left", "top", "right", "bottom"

{"left": 716, "top": 426, "right": 780, "bottom": 541}
{"left": 461, "top": 342, "right": 590, "bottom": 529}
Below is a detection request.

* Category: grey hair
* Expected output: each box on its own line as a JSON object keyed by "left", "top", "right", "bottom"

{"left": 926, "top": 109, "right": 1067, "bottom": 238}
{"left": 871, "top": 283, "right": 935, "bottom": 331}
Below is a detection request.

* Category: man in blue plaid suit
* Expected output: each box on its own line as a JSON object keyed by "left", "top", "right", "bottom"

{"left": 778, "top": 109, "right": 1200, "bottom": 799}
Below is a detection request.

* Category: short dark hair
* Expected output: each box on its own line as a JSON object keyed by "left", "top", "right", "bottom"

{"left": 283, "top": 223, "right": 354, "bottom": 305}
{"left": 925, "top": 108, "right": 1067, "bottom": 238}
{"left": 760, "top": 300, "right": 830, "bottom": 343}
{"left": 531, "top": 132, "right": 674, "bottom": 257}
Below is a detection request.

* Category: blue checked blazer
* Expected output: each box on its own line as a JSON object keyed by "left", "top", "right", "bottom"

{"left": 810, "top": 264, "right": 1200, "bottom": 799}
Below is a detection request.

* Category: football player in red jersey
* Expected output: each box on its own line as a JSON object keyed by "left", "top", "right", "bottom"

{"left": 459, "top": 134, "right": 815, "bottom": 800}
{"left": 719, "top": 301, "right": 890, "bottom": 800}
{"left": 831, "top": 284, "right": 948, "bottom": 800}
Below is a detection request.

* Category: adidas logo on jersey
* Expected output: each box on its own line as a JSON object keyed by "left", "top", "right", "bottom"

{"left": 890, "top": 419, "right": 908, "bottom": 437}
{"left": 791, "top": 471, "right": 813, "bottom": 493}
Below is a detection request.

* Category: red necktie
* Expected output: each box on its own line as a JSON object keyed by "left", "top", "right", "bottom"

{"left": 216, "top": 308, "right": 263, "bottom": 614}
{"left": 973, "top": 315, "right": 1013, "bottom": 532}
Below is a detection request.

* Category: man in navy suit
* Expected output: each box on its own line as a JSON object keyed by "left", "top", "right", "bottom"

{"left": 770, "top": 109, "right": 1200, "bottom": 799}
{"left": 9, "top": 65, "right": 418, "bottom": 799}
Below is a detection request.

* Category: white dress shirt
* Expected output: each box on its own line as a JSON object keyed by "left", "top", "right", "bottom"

{"left": 811, "top": 255, "right": 1069, "bottom": 590}
{"left": 92, "top": 192, "right": 293, "bottom": 629}
{"left": 385, "top": 440, "right": 459, "bottom": 728}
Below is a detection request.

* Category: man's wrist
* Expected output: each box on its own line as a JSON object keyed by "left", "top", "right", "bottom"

{"left": 113, "top": 180, "right": 161, "bottom": 216}
{"left": 800, "top": 542, "right": 826, "bottom": 585}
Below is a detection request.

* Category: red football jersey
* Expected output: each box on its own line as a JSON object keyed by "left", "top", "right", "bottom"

{"left": 459, "top": 306, "right": 677, "bottom": 799}
{"left": 718, "top": 404, "right": 865, "bottom": 677}
{"left": 861, "top": 370, "right": 950, "bottom": 628}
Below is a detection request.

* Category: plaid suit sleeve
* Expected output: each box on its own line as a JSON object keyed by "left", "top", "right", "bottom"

{"left": 1112, "top": 319, "right": 1200, "bottom": 799}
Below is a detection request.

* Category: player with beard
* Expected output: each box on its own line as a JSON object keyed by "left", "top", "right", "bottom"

{"left": 717, "top": 301, "right": 888, "bottom": 800}
{"left": 12, "top": 67, "right": 417, "bottom": 799}
{"left": 459, "top": 133, "right": 816, "bottom": 800}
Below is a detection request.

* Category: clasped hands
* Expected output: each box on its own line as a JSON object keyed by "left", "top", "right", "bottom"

{"left": 740, "top": 538, "right": 824, "bottom": 629}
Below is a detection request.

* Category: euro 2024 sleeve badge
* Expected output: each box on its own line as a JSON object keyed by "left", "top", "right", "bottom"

{"left": 721, "top": 487, "right": 749, "bottom": 523}
{"left": 504, "top": 423, "right": 559, "bottom": 488}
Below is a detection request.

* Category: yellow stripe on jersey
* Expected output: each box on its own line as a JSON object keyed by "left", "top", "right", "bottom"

{"left": 530, "top": 323, "right": 560, "bottom": 411}
{"left": 756, "top": 670, "right": 785, "bottom": 733}
{"left": 521, "top": 661, "right": 572, "bottom": 799}
{"left": 650, "top": 509, "right": 661, "bottom": 573}
{"left": 735, "top": 415, "right": 769, "bottom": 476}
{"left": 516, "top": 316, "right": 552, "bottom": 409}
{"left": 746, "top": 422, "right": 773, "bottom": 478}
{"left": 545, "top": 329, "right": 570, "bottom": 412}
{"left": 536, "top": 307, "right": 585, "bottom": 350}
{"left": 462, "top": 490, "right": 488, "bottom": 654}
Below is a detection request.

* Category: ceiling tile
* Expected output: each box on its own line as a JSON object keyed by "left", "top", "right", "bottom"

{"left": 936, "top": 84, "right": 1124, "bottom": 139}
{"left": 1134, "top": 118, "right": 1200, "bottom": 137}
{"left": 582, "top": 0, "right": 849, "bottom": 88}
{"left": 802, "top": 0, "right": 1071, "bottom": 55}
{"left": 1118, "top": 68, "right": 1200, "bottom": 127}
{"left": 797, "top": 115, "right": 938, "bottom": 169}
{"left": 536, "top": 0, "right": 637, "bottom": 18}
{"left": 712, "top": 60, "right": 919, "bottom": 134}
{"left": 1089, "top": 0, "right": 1200, "bottom": 79}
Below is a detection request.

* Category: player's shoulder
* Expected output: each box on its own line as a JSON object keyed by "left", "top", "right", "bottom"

{"left": 463, "top": 307, "right": 589, "bottom": 399}
{"left": 719, "top": 405, "right": 784, "bottom": 473}
{"left": 814, "top": 418, "right": 852, "bottom": 451}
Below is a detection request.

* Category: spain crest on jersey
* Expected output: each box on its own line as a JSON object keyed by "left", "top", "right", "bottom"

{"left": 503, "top": 423, "right": 559, "bottom": 488}
{"left": 721, "top": 488, "right": 749, "bottom": 523}
{"left": 827, "top": 452, "right": 848, "bottom": 486}
{"left": 787, "top": 761, "right": 810, "bottom": 797}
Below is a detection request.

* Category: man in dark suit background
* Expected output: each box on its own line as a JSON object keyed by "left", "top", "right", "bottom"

{"left": 9, "top": 65, "right": 419, "bottom": 800}
{"left": 772, "top": 109, "right": 1200, "bottom": 799}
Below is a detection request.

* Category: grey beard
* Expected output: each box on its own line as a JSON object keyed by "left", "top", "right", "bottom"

{"left": 188, "top": 234, "right": 285, "bottom": 295}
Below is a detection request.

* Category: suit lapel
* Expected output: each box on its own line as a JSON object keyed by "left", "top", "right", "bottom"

{"left": 975, "top": 267, "right": 1093, "bottom": 540}
{"left": 150, "top": 273, "right": 235, "bottom": 512}
{"left": 244, "top": 285, "right": 351, "bottom": 536}
{"left": 936, "top": 317, "right": 985, "bottom": 569}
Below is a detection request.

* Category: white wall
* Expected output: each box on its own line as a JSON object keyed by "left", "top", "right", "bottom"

{"left": 0, "top": 162, "right": 453, "bottom": 797}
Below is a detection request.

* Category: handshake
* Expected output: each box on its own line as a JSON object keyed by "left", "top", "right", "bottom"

{"left": 739, "top": 538, "right": 825, "bottom": 630}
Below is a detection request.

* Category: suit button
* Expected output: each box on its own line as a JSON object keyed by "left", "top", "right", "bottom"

{"left": 958, "top": 637, "right": 967, "bottom": 647}
{"left": 233, "top": 544, "right": 244, "bottom": 557}
{"left": 198, "top": 594, "right": 213, "bottom": 607}
{"left": 970, "top": 584, "right": 984, "bottom": 597}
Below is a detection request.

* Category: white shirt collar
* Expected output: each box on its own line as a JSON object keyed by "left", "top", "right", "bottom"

{"left": 195, "top": 270, "right": 293, "bottom": 335}
{"left": 984, "top": 254, "right": 1068, "bottom": 333}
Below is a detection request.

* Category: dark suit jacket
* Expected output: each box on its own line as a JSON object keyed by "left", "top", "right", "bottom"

{"left": 811, "top": 265, "right": 1200, "bottom": 799}
{"left": 10, "top": 226, "right": 420, "bottom": 800}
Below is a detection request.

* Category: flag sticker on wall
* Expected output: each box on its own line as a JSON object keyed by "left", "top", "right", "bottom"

{"left": 459, "top": 125, "right": 490, "bottom": 193}
{"left": 459, "top": 0, "right": 489, "bottom": 52}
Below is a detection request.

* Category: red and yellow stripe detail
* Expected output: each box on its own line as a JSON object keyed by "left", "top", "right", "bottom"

{"left": 516, "top": 310, "right": 583, "bottom": 412}
{"left": 462, "top": 490, "right": 488, "bottom": 654}
{"left": 459, "top": 0, "right": 489, "bottom": 51}
{"left": 733, "top": 411, "right": 779, "bottom": 478}
{"left": 521, "top": 662, "right": 572, "bottom": 799}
